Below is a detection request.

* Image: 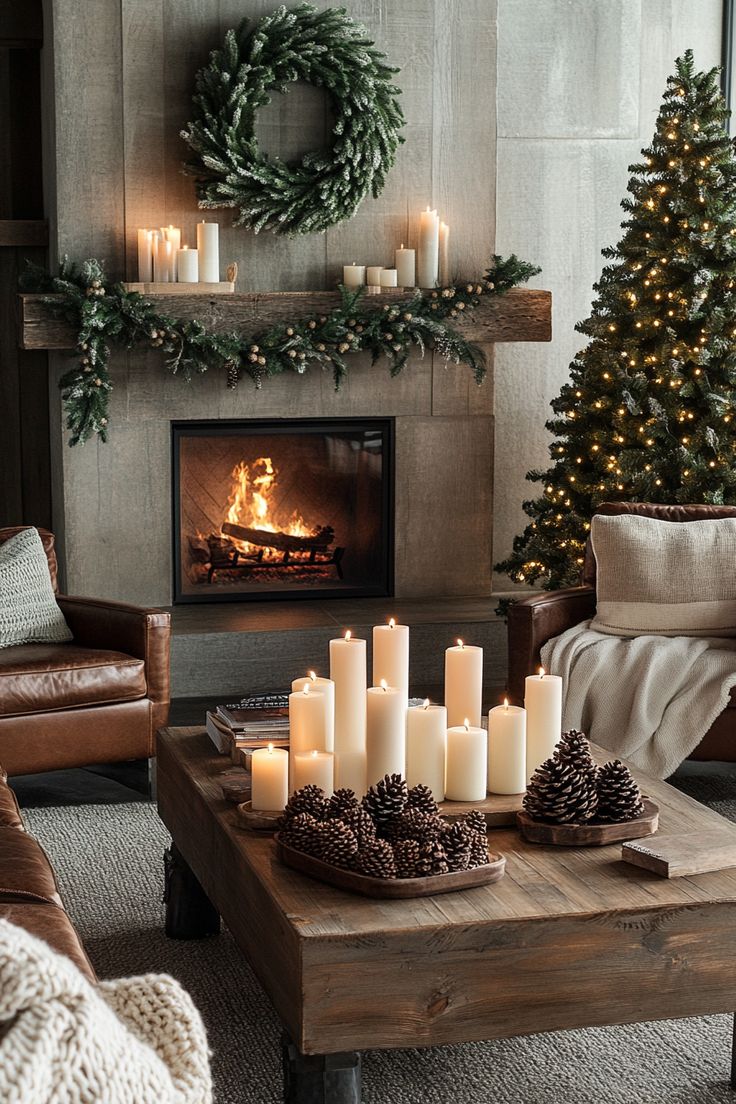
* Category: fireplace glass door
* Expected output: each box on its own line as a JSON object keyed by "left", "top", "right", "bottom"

{"left": 172, "top": 419, "right": 393, "bottom": 602}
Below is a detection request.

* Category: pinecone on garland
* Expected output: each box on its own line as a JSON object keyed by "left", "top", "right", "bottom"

{"left": 407, "top": 783, "right": 439, "bottom": 816}
{"left": 555, "top": 729, "right": 597, "bottom": 774}
{"left": 523, "top": 757, "right": 598, "bottom": 824}
{"left": 596, "top": 760, "right": 644, "bottom": 823}
{"left": 278, "top": 785, "right": 328, "bottom": 828}
{"left": 318, "top": 820, "right": 358, "bottom": 868}
{"left": 391, "top": 807, "right": 442, "bottom": 844}
{"left": 326, "top": 788, "right": 359, "bottom": 819}
{"left": 416, "top": 839, "right": 449, "bottom": 877}
{"left": 280, "top": 812, "right": 321, "bottom": 855}
{"left": 338, "top": 805, "right": 377, "bottom": 849}
{"left": 464, "top": 809, "right": 487, "bottom": 836}
{"left": 442, "top": 822, "right": 472, "bottom": 872}
{"left": 393, "top": 839, "right": 421, "bottom": 879}
{"left": 354, "top": 839, "right": 397, "bottom": 879}
{"left": 362, "top": 774, "right": 408, "bottom": 838}
{"left": 225, "top": 360, "right": 240, "bottom": 390}
{"left": 467, "top": 830, "right": 490, "bottom": 868}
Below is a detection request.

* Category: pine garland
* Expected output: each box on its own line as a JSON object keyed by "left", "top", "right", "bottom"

{"left": 22, "top": 253, "right": 539, "bottom": 447}
{"left": 181, "top": 4, "right": 405, "bottom": 235}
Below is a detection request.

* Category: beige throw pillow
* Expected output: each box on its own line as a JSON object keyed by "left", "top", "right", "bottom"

{"left": 0, "top": 528, "right": 72, "bottom": 649}
{"left": 590, "top": 513, "right": 736, "bottom": 638}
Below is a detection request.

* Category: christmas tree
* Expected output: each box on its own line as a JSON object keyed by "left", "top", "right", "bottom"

{"left": 497, "top": 51, "right": 736, "bottom": 591}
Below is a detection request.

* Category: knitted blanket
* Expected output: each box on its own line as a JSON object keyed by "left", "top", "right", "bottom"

{"left": 0, "top": 919, "right": 212, "bottom": 1103}
{"left": 541, "top": 622, "right": 736, "bottom": 778}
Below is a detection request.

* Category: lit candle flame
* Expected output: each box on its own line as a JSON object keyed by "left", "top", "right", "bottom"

{"left": 302, "top": 684, "right": 310, "bottom": 696}
{"left": 267, "top": 742, "right": 274, "bottom": 755}
{"left": 503, "top": 697, "right": 509, "bottom": 710}
{"left": 308, "top": 670, "right": 317, "bottom": 682}
{"left": 345, "top": 629, "right": 352, "bottom": 642}
{"left": 463, "top": 718, "right": 470, "bottom": 731}
{"left": 423, "top": 698, "right": 430, "bottom": 709}
{"left": 457, "top": 638, "right": 464, "bottom": 649}
{"left": 389, "top": 617, "right": 396, "bottom": 629}
{"left": 380, "top": 679, "right": 388, "bottom": 691}
{"left": 538, "top": 666, "right": 545, "bottom": 678}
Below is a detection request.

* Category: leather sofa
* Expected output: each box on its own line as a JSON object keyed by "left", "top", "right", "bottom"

{"left": 0, "top": 526, "right": 171, "bottom": 776}
{"left": 0, "top": 767, "right": 94, "bottom": 980}
{"left": 507, "top": 501, "right": 736, "bottom": 762}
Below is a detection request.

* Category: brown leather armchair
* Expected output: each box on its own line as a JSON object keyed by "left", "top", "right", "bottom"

{"left": 0, "top": 527, "right": 170, "bottom": 775}
{"left": 507, "top": 501, "right": 736, "bottom": 762}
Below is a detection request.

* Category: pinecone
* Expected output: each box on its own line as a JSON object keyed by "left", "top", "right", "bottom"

{"left": 226, "top": 360, "right": 240, "bottom": 390}
{"left": 279, "top": 812, "right": 321, "bottom": 855}
{"left": 279, "top": 784, "right": 328, "bottom": 827}
{"left": 523, "top": 756, "right": 598, "bottom": 824}
{"left": 468, "top": 830, "right": 490, "bottom": 868}
{"left": 442, "top": 822, "right": 472, "bottom": 872}
{"left": 354, "top": 839, "right": 397, "bottom": 879}
{"left": 327, "top": 788, "right": 358, "bottom": 819}
{"left": 416, "top": 839, "right": 449, "bottom": 877}
{"left": 338, "top": 805, "right": 377, "bottom": 849}
{"left": 464, "top": 809, "right": 487, "bottom": 836}
{"left": 407, "top": 783, "right": 439, "bottom": 816}
{"left": 391, "top": 807, "right": 442, "bottom": 844}
{"left": 318, "top": 820, "right": 358, "bottom": 868}
{"left": 556, "top": 729, "right": 597, "bottom": 774}
{"left": 362, "top": 774, "right": 408, "bottom": 838}
{"left": 596, "top": 760, "right": 644, "bottom": 822}
{"left": 393, "top": 838, "right": 421, "bottom": 879}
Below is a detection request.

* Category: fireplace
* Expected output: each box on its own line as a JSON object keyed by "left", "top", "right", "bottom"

{"left": 172, "top": 419, "right": 394, "bottom": 602}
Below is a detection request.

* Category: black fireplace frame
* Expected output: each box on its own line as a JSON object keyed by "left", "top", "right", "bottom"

{"left": 171, "top": 417, "right": 395, "bottom": 604}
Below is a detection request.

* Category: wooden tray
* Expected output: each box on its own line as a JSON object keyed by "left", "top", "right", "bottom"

{"left": 274, "top": 835, "right": 506, "bottom": 898}
{"left": 236, "top": 800, "right": 281, "bottom": 831}
{"left": 439, "top": 792, "right": 524, "bottom": 828}
{"left": 517, "top": 798, "right": 659, "bottom": 846}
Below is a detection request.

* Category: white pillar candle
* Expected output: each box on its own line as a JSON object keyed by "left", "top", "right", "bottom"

{"left": 395, "top": 244, "right": 415, "bottom": 288}
{"left": 137, "top": 229, "right": 153, "bottom": 282}
{"left": 177, "top": 246, "right": 199, "bottom": 282}
{"left": 162, "top": 225, "right": 180, "bottom": 280}
{"left": 366, "top": 265, "right": 383, "bottom": 286}
{"left": 251, "top": 744, "right": 289, "bottom": 811}
{"left": 342, "top": 263, "right": 366, "bottom": 287}
{"left": 366, "top": 680, "right": 405, "bottom": 786}
{"left": 445, "top": 720, "right": 487, "bottom": 802}
{"left": 329, "top": 630, "right": 367, "bottom": 793}
{"left": 288, "top": 684, "right": 327, "bottom": 757}
{"left": 379, "top": 268, "right": 398, "bottom": 288}
{"left": 291, "top": 671, "right": 335, "bottom": 752}
{"left": 292, "top": 750, "right": 334, "bottom": 795}
{"left": 525, "top": 667, "right": 563, "bottom": 780}
{"left": 439, "top": 221, "right": 450, "bottom": 286}
{"left": 444, "top": 639, "right": 483, "bottom": 728}
{"left": 152, "top": 236, "right": 171, "bottom": 283}
{"left": 417, "top": 207, "right": 439, "bottom": 288}
{"left": 487, "top": 699, "right": 527, "bottom": 794}
{"left": 197, "top": 220, "right": 220, "bottom": 282}
{"left": 372, "top": 618, "right": 409, "bottom": 710}
{"left": 406, "top": 700, "right": 447, "bottom": 800}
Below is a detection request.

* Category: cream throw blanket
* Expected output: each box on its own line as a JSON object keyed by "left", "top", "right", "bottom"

{"left": 0, "top": 919, "right": 212, "bottom": 1104}
{"left": 541, "top": 622, "right": 736, "bottom": 777}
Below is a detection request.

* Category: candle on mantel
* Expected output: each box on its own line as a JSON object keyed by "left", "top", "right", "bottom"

{"left": 417, "top": 207, "right": 439, "bottom": 288}
{"left": 177, "top": 246, "right": 199, "bottom": 283}
{"left": 152, "top": 236, "right": 171, "bottom": 283}
{"left": 372, "top": 618, "right": 409, "bottom": 710}
{"left": 487, "top": 698, "right": 527, "bottom": 795}
{"left": 406, "top": 699, "right": 447, "bottom": 800}
{"left": 197, "top": 220, "right": 220, "bottom": 282}
{"left": 366, "top": 679, "right": 405, "bottom": 785}
{"left": 439, "top": 221, "right": 450, "bottom": 286}
{"left": 292, "top": 749, "right": 334, "bottom": 795}
{"left": 291, "top": 671, "right": 335, "bottom": 752}
{"left": 379, "top": 268, "right": 398, "bottom": 288}
{"left": 395, "top": 244, "right": 416, "bottom": 288}
{"left": 329, "top": 630, "right": 367, "bottom": 794}
{"left": 366, "top": 265, "right": 383, "bottom": 286}
{"left": 251, "top": 744, "right": 289, "bottom": 811}
{"left": 445, "top": 718, "right": 487, "bottom": 802}
{"left": 525, "top": 667, "right": 563, "bottom": 780}
{"left": 162, "top": 225, "right": 181, "bottom": 280}
{"left": 137, "top": 229, "right": 153, "bottom": 282}
{"left": 342, "top": 262, "right": 366, "bottom": 287}
{"left": 444, "top": 639, "right": 483, "bottom": 728}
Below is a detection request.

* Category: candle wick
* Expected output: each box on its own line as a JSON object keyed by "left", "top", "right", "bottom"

{"left": 423, "top": 698, "right": 430, "bottom": 710}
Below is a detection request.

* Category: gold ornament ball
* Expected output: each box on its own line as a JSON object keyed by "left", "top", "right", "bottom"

{"left": 286, "top": 327, "right": 294, "bottom": 336}
{"left": 288, "top": 349, "right": 297, "bottom": 358}
{"left": 308, "top": 320, "right": 317, "bottom": 329}
{"left": 257, "top": 355, "right": 266, "bottom": 366}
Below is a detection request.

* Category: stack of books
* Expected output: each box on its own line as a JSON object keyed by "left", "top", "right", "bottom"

{"left": 206, "top": 692, "right": 289, "bottom": 768}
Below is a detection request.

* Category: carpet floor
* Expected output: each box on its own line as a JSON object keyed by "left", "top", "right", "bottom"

{"left": 18, "top": 772, "right": 736, "bottom": 1104}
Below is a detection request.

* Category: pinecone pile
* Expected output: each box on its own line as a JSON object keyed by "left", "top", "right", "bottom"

{"left": 279, "top": 781, "right": 491, "bottom": 879}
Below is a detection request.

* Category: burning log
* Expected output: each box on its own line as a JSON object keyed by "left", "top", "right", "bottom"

{"left": 222, "top": 521, "right": 335, "bottom": 553}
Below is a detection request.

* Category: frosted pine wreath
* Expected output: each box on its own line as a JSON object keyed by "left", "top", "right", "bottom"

{"left": 181, "top": 4, "right": 405, "bottom": 235}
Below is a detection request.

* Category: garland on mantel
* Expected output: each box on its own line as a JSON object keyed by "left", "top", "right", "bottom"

{"left": 22, "top": 254, "right": 540, "bottom": 447}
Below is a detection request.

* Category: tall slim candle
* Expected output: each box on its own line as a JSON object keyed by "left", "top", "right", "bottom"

{"left": 329, "top": 630, "right": 367, "bottom": 793}
{"left": 444, "top": 639, "right": 483, "bottom": 728}
{"left": 487, "top": 699, "right": 527, "bottom": 794}
{"left": 137, "top": 229, "right": 153, "bottom": 283}
{"left": 291, "top": 671, "right": 335, "bottom": 752}
{"left": 288, "top": 684, "right": 327, "bottom": 758}
{"left": 439, "top": 221, "right": 450, "bottom": 286}
{"left": 197, "top": 220, "right": 220, "bottom": 282}
{"left": 525, "top": 667, "right": 563, "bottom": 780}
{"left": 417, "top": 207, "right": 439, "bottom": 288}
{"left": 406, "top": 700, "right": 447, "bottom": 800}
{"left": 372, "top": 618, "right": 409, "bottom": 709}
{"left": 445, "top": 719, "right": 487, "bottom": 801}
{"left": 366, "top": 680, "right": 405, "bottom": 785}
{"left": 162, "top": 225, "right": 180, "bottom": 280}
{"left": 152, "top": 237, "right": 171, "bottom": 283}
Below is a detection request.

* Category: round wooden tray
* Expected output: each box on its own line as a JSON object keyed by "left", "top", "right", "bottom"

{"left": 236, "top": 801, "right": 282, "bottom": 831}
{"left": 517, "top": 797, "right": 659, "bottom": 846}
{"left": 274, "top": 834, "right": 506, "bottom": 898}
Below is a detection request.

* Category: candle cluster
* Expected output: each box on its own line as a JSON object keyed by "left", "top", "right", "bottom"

{"left": 250, "top": 620, "right": 564, "bottom": 811}
{"left": 136, "top": 221, "right": 220, "bottom": 284}
{"left": 341, "top": 207, "right": 451, "bottom": 293}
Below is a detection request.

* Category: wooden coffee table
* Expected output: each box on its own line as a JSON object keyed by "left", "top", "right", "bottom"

{"left": 157, "top": 727, "right": 736, "bottom": 1103}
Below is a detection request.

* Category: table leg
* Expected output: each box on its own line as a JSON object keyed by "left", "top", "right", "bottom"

{"left": 281, "top": 1031, "right": 361, "bottom": 1104}
{"left": 163, "top": 844, "right": 220, "bottom": 939}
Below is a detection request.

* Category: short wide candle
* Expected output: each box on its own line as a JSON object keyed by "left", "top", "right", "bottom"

{"left": 445, "top": 640, "right": 483, "bottom": 728}
{"left": 342, "top": 263, "right": 366, "bottom": 287}
{"left": 251, "top": 745, "right": 289, "bottom": 811}
{"left": 291, "top": 672, "right": 335, "bottom": 752}
{"left": 288, "top": 684, "right": 327, "bottom": 757}
{"left": 366, "top": 681, "right": 405, "bottom": 786}
{"left": 487, "top": 700, "right": 526, "bottom": 794}
{"left": 406, "top": 700, "right": 447, "bottom": 800}
{"left": 445, "top": 720, "right": 487, "bottom": 802}
{"left": 525, "top": 668, "right": 563, "bottom": 780}
{"left": 292, "top": 750, "right": 334, "bottom": 795}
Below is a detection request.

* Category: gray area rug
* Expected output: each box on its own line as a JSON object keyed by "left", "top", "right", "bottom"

{"left": 20, "top": 773, "right": 736, "bottom": 1104}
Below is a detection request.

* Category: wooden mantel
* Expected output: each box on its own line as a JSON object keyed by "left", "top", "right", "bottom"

{"left": 17, "top": 287, "right": 551, "bottom": 351}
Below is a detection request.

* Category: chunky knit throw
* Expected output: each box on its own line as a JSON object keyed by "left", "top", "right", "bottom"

{"left": 0, "top": 920, "right": 212, "bottom": 1103}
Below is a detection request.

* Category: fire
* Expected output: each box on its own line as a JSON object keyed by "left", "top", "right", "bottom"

{"left": 222, "top": 457, "right": 311, "bottom": 558}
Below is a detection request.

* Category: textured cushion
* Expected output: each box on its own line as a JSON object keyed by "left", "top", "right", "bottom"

{"left": 0, "top": 529, "right": 71, "bottom": 649}
{"left": 0, "top": 644, "right": 147, "bottom": 717}
{"left": 591, "top": 513, "right": 736, "bottom": 637}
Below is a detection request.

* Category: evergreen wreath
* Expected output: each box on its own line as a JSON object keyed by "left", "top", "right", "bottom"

{"left": 180, "top": 4, "right": 405, "bottom": 235}
{"left": 22, "top": 253, "right": 539, "bottom": 447}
